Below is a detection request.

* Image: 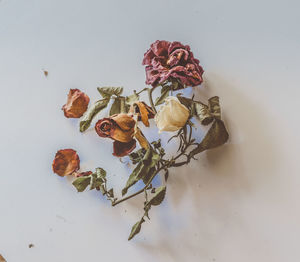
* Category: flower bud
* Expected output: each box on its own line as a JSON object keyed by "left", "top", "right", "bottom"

{"left": 155, "top": 96, "right": 189, "bottom": 132}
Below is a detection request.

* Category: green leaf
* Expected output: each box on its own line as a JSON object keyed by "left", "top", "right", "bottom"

{"left": 155, "top": 85, "right": 170, "bottom": 106}
{"left": 194, "top": 102, "right": 214, "bottom": 125}
{"left": 97, "top": 87, "right": 123, "bottom": 98}
{"left": 72, "top": 176, "right": 91, "bottom": 192}
{"left": 146, "top": 186, "right": 166, "bottom": 207}
{"left": 80, "top": 98, "right": 110, "bottom": 132}
{"left": 190, "top": 119, "right": 229, "bottom": 157}
{"left": 128, "top": 218, "right": 145, "bottom": 241}
{"left": 122, "top": 148, "right": 160, "bottom": 196}
{"left": 126, "top": 93, "right": 139, "bottom": 105}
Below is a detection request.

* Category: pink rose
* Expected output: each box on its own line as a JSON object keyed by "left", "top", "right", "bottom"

{"left": 142, "top": 40, "right": 204, "bottom": 88}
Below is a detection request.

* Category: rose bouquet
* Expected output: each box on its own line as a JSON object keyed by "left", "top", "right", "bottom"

{"left": 52, "top": 40, "right": 229, "bottom": 240}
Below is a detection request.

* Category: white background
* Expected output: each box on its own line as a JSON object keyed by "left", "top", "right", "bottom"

{"left": 1, "top": 0, "right": 300, "bottom": 261}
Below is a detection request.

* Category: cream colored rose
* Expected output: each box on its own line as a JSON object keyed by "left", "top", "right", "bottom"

{"left": 155, "top": 96, "right": 190, "bottom": 132}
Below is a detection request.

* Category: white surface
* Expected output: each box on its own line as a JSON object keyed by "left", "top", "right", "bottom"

{"left": 1, "top": 0, "right": 300, "bottom": 261}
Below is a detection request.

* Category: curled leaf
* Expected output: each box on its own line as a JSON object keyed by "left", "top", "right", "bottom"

{"left": 209, "top": 96, "right": 221, "bottom": 119}
{"left": 97, "top": 87, "right": 123, "bottom": 98}
{"left": 134, "top": 127, "right": 149, "bottom": 150}
{"left": 194, "top": 102, "right": 214, "bottom": 125}
{"left": 80, "top": 98, "right": 110, "bottom": 132}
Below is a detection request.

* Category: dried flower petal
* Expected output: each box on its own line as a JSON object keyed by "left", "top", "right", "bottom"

{"left": 113, "top": 140, "right": 136, "bottom": 157}
{"left": 75, "top": 171, "right": 93, "bottom": 177}
{"left": 62, "top": 89, "right": 90, "bottom": 118}
{"left": 129, "top": 102, "right": 155, "bottom": 127}
{"left": 52, "top": 149, "right": 80, "bottom": 176}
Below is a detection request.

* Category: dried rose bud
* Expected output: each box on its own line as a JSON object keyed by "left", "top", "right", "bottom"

{"left": 52, "top": 149, "right": 80, "bottom": 176}
{"left": 95, "top": 114, "right": 135, "bottom": 143}
{"left": 95, "top": 114, "right": 139, "bottom": 157}
{"left": 62, "top": 89, "right": 90, "bottom": 118}
{"left": 129, "top": 102, "right": 155, "bottom": 127}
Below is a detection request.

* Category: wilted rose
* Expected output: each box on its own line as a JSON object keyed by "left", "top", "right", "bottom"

{"left": 52, "top": 149, "right": 80, "bottom": 176}
{"left": 142, "top": 40, "right": 204, "bottom": 88}
{"left": 95, "top": 114, "right": 137, "bottom": 157}
{"left": 129, "top": 102, "right": 155, "bottom": 127}
{"left": 62, "top": 89, "right": 90, "bottom": 118}
{"left": 155, "top": 96, "right": 190, "bottom": 132}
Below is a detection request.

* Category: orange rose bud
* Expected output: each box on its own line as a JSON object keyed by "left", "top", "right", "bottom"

{"left": 95, "top": 114, "right": 135, "bottom": 143}
{"left": 62, "top": 89, "right": 90, "bottom": 118}
{"left": 129, "top": 102, "right": 155, "bottom": 127}
{"left": 52, "top": 149, "right": 80, "bottom": 176}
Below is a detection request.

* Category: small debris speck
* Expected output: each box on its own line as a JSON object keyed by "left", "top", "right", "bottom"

{"left": 29, "top": 244, "right": 34, "bottom": 248}
{"left": 43, "top": 70, "right": 48, "bottom": 77}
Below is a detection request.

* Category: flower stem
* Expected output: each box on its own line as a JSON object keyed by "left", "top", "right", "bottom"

{"left": 147, "top": 87, "right": 157, "bottom": 113}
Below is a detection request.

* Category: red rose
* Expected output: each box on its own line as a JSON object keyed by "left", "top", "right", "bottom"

{"left": 52, "top": 149, "right": 80, "bottom": 176}
{"left": 62, "top": 89, "right": 90, "bottom": 118}
{"left": 142, "top": 40, "right": 204, "bottom": 88}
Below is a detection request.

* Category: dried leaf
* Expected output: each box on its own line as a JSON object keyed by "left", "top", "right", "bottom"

{"left": 122, "top": 147, "right": 160, "bottom": 196}
{"left": 72, "top": 176, "right": 91, "bottom": 192}
{"left": 190, "top": 119, "right": 229, "bottom": 157}
{"left": 128, "top": 218, "right": 145, "bottom": 241}
{"left": 97, "top": 87, "right": 123, "bottom": 98}
{"left": 209, "top": 96, "right": 221, "bottom": 119}
{"left": 126, "top": 93, "right": 139, "bottom": 105}
{"left": 155, "top": 85, "right": 170, "bottom": 106}
{"left": 43, "top": 70, "right": 48, "bottom": 77}
{"left": 0, "top": 254, "right": 6, "bottom": 262}
{"left": 134, "top": 127, "right": 149, "bottom": 150}
{"left": 146, "top": 186, "right": 166, "bottom": 207}
{"left": 194, "top": 102, "right": 214, "bottom": 125}
{"left": 79, "top": 98, "right": 109, "bottom": 132}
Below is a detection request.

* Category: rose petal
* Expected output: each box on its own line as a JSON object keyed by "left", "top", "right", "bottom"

{"left": 52, "top": 149, "right": 80, "bottom": 176}
{"left": 113, "top": 140, "right": 136, "bottom": 157}
{"left": 134, "top": 127, "right": 149, "bottom": 149}
{"left": 62, "top": 89, "right": 90, "bottom": 118}
{"left": 130, "top": 102, "right": 155, "bottom": 127}
{"left": 75, "top": 171, "right": 93, "bottom": 177}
